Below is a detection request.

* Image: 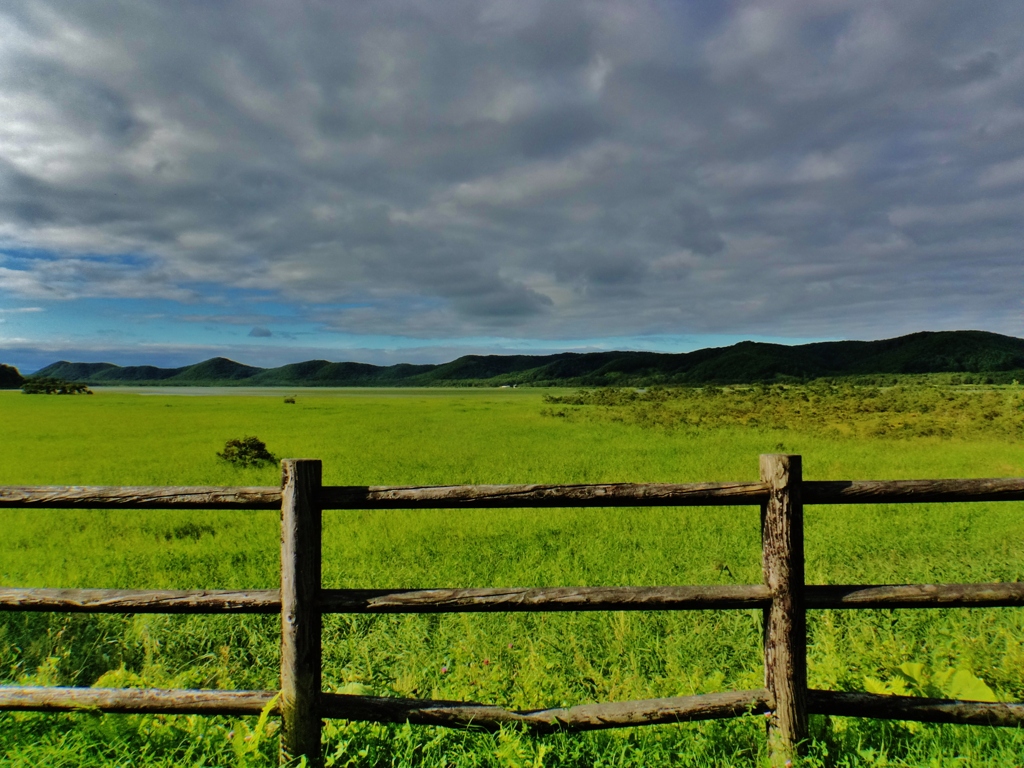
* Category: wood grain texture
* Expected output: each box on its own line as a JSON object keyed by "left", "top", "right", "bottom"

{"left": 279, "top": 459, "right": 323, "bottom": 767}
{"left": 319, "top": 585, "right": 772, "bottom": 613}
{"left": 0, "top": 588, "right": 278, "bottom": 613}
{"left": 320, "top": 689, "right": 773, "bottom": 733}
{"left": 4, "top": 476, "right": 1023, "bottom": 510}
{"left": 804, "top": 478, "right": 1024, "bottom": 505}
{"left": 5, "top": 583, "right": 1020, "bottom": 615}
{"left": 805, "top": 582, "right": 1024, "bottom": 609}
{"left": 761, "top": 454, "right": 808, "bottom": 764}
{"left": 0, "top": 486, "right": 280, "bottom": 509}
{"left": 808, "top": 689, "right": 1024, "bottom": 726}
{"left": 0, "top": 685, "right": 277, "bottom": 715}
{"left": 319, "top": 481, "right": 769, "bottom": 509}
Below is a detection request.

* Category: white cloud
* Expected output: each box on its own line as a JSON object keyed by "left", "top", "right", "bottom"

{"left": 0, "top": 0, "right": 1022, "bottom": 343}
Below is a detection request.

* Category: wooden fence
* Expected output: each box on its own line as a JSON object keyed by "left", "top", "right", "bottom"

{"left": 2, "top": 454, "right": 1024, "bottom": 766}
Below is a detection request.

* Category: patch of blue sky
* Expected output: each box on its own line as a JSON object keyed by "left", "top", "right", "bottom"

{"left": 0, "top": 246, "right": 63, "bottom": 264}
{"left": 0, "top": 247, "right": 152, "bottom": 268}
{"left": 2, "top": 296, "right": 301, "bottom": 345}
{"left": 5, "top": 295, "right": 837, "bottom": 352}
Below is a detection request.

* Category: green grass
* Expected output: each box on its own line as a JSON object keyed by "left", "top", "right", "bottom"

{"left": 2, "top": 386, "right": 1024, "bottom": 766}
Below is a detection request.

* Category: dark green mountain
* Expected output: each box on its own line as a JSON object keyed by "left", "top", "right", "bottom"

{"left": 169, "top": 357, "right": 262, "bottom": 382}
{"left": 25, "top": 330, "right": 1024, "bottom": 388}
{"left": 32, "top": 361, "right": 123, "bottom": 380}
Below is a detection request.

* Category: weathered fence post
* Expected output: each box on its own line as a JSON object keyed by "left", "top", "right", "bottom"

{"left": 760, "top": 454, "right": 808, "bottom": 764}
{"left": 280, "top": 459, "right": 323, "bottom": 767}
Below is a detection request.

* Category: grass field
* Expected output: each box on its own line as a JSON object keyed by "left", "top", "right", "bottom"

{"left": 2, "top": 384, "right": 1024, "bottom": 767}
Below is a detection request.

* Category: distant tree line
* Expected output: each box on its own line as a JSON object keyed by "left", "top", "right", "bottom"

{"left": 1, "top": 362, "right": 95, "bottom": 394}
{"left": 21, "top": 377, "right": 93, "bottom": 395}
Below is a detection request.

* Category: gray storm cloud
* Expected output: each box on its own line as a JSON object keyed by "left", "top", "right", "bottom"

{"left": 0, "top": 1, "right": 1022, "bottom": 340}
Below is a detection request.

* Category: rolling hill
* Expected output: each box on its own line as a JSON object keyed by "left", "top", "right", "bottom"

{"left": 22, "top": 330, "right": 1024, "bottom": 388}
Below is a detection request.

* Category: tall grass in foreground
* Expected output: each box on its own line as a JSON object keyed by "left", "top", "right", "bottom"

{"left": 1, "top": 386, "right": 1024, "bottom": 766}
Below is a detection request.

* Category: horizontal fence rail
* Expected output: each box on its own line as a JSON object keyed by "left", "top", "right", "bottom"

{"left": 802, "top": 478, "right": 1024, "bottom": 505}
{"left": 0, "top": 686, "right": 278, "bottom": 716}
{"left": 2, "top": 455, "right": 1024, "bottom": 766}
{"left": 0, "top": 588, "right": 282, "bottom": 613}
{"left": 806, "top": 689, "right": 1024, "bottom": 727}
{"left": 316, "top": 689, "right": 775, "bottom": 733}
{"left": 0, "top": 485, "right": 282, "bottom": 509}
{"left": 7, "top": 582, "right": 1024, "bottom": 615}
{"left": 6, "top": 477, "right": 1024, "bottom": 510}
{"left": 320, "top": 481, "right": 771, "bottom": 508}
{"left": 6, "top": 685, "right": 1021, "bottom": 731}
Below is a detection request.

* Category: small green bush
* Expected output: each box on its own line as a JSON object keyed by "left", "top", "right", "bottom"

{"left": 217, "top": 436, "right": 277, "bottom": 467}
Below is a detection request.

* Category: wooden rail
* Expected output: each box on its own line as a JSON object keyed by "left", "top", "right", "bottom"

{"left": 2, "top": 456, "right": 1024, "bottom": 767}
{"left": 7, "top": 582, "right": 1024, "bottom": 615}
{"left": 6, "top": 477, "right": 1024, "bottom": 510}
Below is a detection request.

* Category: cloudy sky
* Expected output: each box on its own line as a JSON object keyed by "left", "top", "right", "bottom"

{"left": 1, "top": 1, "right": 1023, "bottom": 371}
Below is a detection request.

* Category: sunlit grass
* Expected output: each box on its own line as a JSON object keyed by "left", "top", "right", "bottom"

{"left": 2, "top": 387, "right": 1024, "bottom": 766}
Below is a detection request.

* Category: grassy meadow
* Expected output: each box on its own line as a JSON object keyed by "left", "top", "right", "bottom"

{"left": 1, "top": 383, "right": 1024, "bottom": 767}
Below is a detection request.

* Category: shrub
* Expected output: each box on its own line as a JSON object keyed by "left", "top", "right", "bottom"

{"left": 217, "top": 436, "right": 277, "bottom": 467}
{"left": 284, "top": 396, "right": 296, "bottom": 404}
{"left": 21, "top": 377, "right": 92, "bottom": 395}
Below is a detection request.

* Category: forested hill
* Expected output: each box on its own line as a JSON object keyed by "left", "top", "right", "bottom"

{"left": 26, "top": 330, "right": 1024, "bottom": 387}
